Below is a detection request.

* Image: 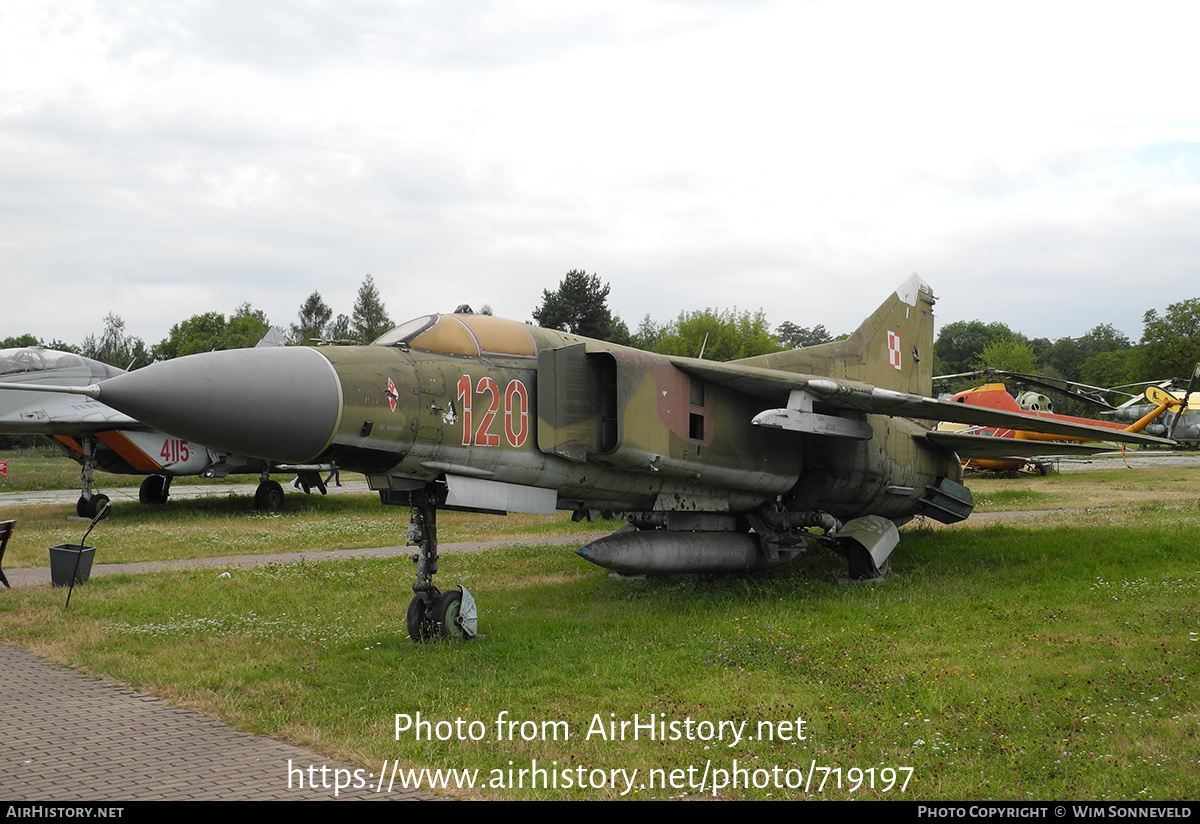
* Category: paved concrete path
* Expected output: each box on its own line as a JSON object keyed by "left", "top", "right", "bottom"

{"left": 0, "top": 644, "right": 438, "bottom": 801}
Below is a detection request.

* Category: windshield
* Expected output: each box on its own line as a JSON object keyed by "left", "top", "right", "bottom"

{"left": 372, "top": 315, "right": 438, "bottom": 347}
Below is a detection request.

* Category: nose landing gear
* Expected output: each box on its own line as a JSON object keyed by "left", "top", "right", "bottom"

{"left": 405, "top": 485, "right": 478, "bottom": 642}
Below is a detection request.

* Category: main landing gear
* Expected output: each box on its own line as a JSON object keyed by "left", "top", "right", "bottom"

{"left": 254, "top": 480, "right": 285, "bottom": 512}
{"left": 251, "top": 468, "right": 334, "bottom": 512}
{"left": 827, "top": 514, "right": 899, "bottom": 582}
{"left": 139, "top": 475, "right": 172, "bottom": 505}
{"left": 405, "top": 485, "right": 478, "bottom": 642}
{"left": 251, "top": 468, "right": 285, "bottom": 512}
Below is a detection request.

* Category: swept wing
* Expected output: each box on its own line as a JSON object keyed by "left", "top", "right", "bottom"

{"left": 667, "top": 358, "right": 1173, "bottom": 448}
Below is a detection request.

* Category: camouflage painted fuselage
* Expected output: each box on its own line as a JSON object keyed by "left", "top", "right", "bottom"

{"left": 302, "top": 313, "right": 960, "bottom": 525}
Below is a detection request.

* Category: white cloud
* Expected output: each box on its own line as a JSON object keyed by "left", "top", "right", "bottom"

{"left": 2, "top": 0, "right": 1200, "bottom": 348}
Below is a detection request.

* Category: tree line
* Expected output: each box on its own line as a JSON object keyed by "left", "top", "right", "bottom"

{"left": 1, "top": 275, "right": 394, "bottom": 370}
{"left": 5, "top": 269, "right": 1197, "bottom": 392}
{"left": 531, "top": 269, "right": 833, "bottom": 361}
{"left": 535, "top": 270, "right": 1200, "bottom": 389}
{"left": 934, "top": 298, "right": 1200, "bottom": 391}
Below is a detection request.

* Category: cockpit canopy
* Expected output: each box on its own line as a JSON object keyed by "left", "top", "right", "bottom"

{"left": 373, "top": 314, "right": 537, "bottom": 358}
{"left": 0, "top": 348, "right": 125, "bottom": 381}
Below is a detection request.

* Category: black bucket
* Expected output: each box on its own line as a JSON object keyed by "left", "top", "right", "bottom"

{"left": 49, "top": 544, "right": 96, "bottom": 587}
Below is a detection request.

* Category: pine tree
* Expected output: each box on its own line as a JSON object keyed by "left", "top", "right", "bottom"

{"left": 351, "top": 275, "right": 392, "bottom": 343}
{"left": 291, "top": 291, "right": 334, "bottom": 343}
{"left": 532, "top": 270, "right": 628, "bottom": 343}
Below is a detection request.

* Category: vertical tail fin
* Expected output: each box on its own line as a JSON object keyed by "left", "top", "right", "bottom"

{"left": 735, "top": 273, "right": 936, "bottom": 396}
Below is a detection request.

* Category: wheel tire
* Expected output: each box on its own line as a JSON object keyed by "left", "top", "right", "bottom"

{"left": 431, "top": 590, "right": 466, "bottom": 641}
{"left": 406, "top": 595, "right": 437, "bottom": 642}
{"left": 257, "top": 481, "right": 284, "bottom": 512}
{"left": 89, "top": 494, "right": 111, "bottom": 519}
{"left": 139, "top": 476, "right": 167, "bottom": 505}
{"left": 76, "top": 496, "right": 88, "bottom": 518}
{"left": 841, "top": 540, "right": 888, "bottom": 580}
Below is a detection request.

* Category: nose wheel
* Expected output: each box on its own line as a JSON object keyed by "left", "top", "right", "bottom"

{"left": 406, "top": 587, "right": 477, "bottom": 642}
{"left": 76, "top": 493, "right": 110, "bottom": 519}
{"left": 406, "top": 591, "right": 438, "bottom": 641}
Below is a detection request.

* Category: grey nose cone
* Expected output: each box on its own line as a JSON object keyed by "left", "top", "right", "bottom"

{"left": 96, "top": 347, "right": 342, "bottom": 463}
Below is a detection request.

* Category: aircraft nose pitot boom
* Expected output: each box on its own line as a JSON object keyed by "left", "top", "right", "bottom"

{"left": 91, "top": 347, "right": 343, "bottom": 463}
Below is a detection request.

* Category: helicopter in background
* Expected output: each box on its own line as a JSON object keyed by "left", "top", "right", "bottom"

{"left": 931, "top": 365, "right": 1196, "bottom": 474}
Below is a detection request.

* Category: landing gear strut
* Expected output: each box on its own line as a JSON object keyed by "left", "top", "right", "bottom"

{"left": 405, "top": 485, "right": 478, "bottom": 642}
{"left": 752, "top": 504, "right": 899, "bottom": 581}
{"left": 75, "top": 436, "right": 110, "bottom": 519}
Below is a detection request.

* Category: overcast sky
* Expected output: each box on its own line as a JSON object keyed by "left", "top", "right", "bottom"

{"left": 4, "top": 1, "right": 1199, "bottom": 349}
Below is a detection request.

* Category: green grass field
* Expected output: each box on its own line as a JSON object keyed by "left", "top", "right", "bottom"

{"left": 0, "top": 461, "right": 1196, "bottom": 800}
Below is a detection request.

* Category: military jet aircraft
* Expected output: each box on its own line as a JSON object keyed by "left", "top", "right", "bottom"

{"left": 0, "top": 276, "right": 1171, "bottom": 641}
{"left": 0, "top": 346, "right": 326, "bottom": 515}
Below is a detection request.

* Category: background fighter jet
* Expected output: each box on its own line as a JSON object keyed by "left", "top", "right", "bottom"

{"left": 0, "top": 346, "right": 311, "bottom": 515}
{"left": 1, "top": 276, "right": 1171, "bottom": 641}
